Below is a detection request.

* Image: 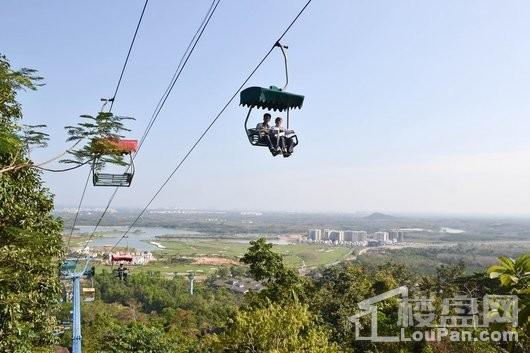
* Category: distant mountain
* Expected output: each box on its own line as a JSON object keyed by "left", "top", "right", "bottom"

{"left": 364, "top": 212, "right": 396, "bottom": 220}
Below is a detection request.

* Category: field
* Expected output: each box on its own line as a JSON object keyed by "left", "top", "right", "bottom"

{"left": 157, "top": 240, "right": 353, "bottom": 272}
{"left": 89, "top": 239, "right": 353, "bottom": 275}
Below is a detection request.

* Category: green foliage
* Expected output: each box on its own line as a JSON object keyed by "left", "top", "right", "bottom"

{"left": 0, "top": 55, "right": 48, "bottom": 172}
{"left": 417, "top": 260, "right": 467, "bottom": 297}
{"left": 62, "top": 112, "right": 135, "bottom": 170}
{"left": 240, "top": 237, "right": 305, "bottom": 306}
{"left": 488, "top": 255, "right": 530, "bottom": 290}
{"left": 206, "top": 302, "right": 342, "bottom": 353}
{"left": 95, "top": 322, "right": 183, "bottom": 353}
{"left": 240, "top": 238, "right": 284, "bottom": 281}
{"left": 58, "top": 301, "right": 196, "bottom": 353}
{"left": 308, "top": 263, "right": 388, "bottom": 350}
{"left": 56, "top": 244, "right": 530, "bottom": 353}
{"left": 488, "top": 254, "right": 530, "bottom": 327}
{"left": 94, "top": 271, "right": 237, "bottom": 329}
{"left": 0, "top": 54, "right": 42, "bottom": 123}
{"left": 0, "top": 54, "right": 63, "bottom": 352}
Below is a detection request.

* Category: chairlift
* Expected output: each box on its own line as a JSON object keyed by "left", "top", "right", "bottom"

{"left": 111, "top": 254, "right": 133, "bottom": 263}
{"left": 82, "top": 287, "right": 95, "bottom": 302}
{"left": 60, "top": 259, "right": 95, "bottom": 302}
{"left": 91, "top": 138, "right": 138, "bottom": 187}
{"left": 240, "top": 42, "right": 304, "bottom": 149}
{"left": 111, "top": 254, "right": 133, "bottom": 280}
{"left": 60, "top": 259, "right": 77, "bottom": 277}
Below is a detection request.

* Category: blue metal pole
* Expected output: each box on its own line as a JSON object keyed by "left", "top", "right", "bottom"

{"left": 71, "top": 274, "right": 82, "bottom": 353}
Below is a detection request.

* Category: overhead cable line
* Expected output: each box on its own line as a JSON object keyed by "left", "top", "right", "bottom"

{"left": 79, "top": 0, "right": 221, "bottom": 256}
{"left": 109, "top": 0, "right": 150, "bottom": 112}
{"left": 68, "top": 0, "right": 150, "bottom": 257}
{"left": 138, "top": 0, "right": 220, "bottom": 152}
{"left": 110, "top": 0, "right": 314, "bottom": 252}
{"left": 36, "top": 157, "right": 94, "bottom": 173}
{"left": 0, "top": 138, "right": 85, "bottom": 174}
{"left": 65, "top": 170, "right": 92, "bottom": 251}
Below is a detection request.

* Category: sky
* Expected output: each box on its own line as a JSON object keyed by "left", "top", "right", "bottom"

{"left": 3, "top": 0, "right": 530, "bottom": 215}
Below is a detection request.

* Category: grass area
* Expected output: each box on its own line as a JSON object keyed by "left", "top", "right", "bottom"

{"left": 155, "top": 240, "right": 352, "bottom": 270}
{"left": 86, "top": 254, "right": 215, "bottom": 275}
{"left": 68, "top": 237, "right": 353, "bottom": 275}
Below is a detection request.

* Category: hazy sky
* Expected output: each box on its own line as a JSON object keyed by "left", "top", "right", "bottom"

{"left": 3, "top": 0, "right": 530, "bottom": 215}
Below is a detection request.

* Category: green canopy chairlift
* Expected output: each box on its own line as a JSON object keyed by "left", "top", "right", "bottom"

{"left": 60, "top": 259, "right": 77, "bottom": 275}
{"left": 60, "top": 259, "right": 96, "bottom": 302}
{"left": 240, "top": 42, "right": 305, "bottom": 148}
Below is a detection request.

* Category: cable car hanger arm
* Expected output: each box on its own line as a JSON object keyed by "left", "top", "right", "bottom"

{"left": 274, "top": 41, "right": 289, "bottom": 90}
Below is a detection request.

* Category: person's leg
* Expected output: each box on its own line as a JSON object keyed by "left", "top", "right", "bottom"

{"left": 286, "top": 137, "right": 294, "bottom": 153}
{"left": 271, "top": 133, "right": 281, "bottom": 151}
{"left": 262, "top": 135, "right": 274, "bottom": 150}
{"left": 279, "top": 136, "right": 287, "bottom": 151}
{"left": 282, "top": 137, "right": 292, "bottom": 157}
{"left": 266, "top": 135, "right": 278, "bottom": 155}
{"left": 261, "top": 135, "right": 276, "bottom": 155}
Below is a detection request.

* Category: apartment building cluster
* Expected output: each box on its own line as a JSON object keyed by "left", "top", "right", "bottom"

{"left": 306, "top": 228, "right": 405, "bottom": 246}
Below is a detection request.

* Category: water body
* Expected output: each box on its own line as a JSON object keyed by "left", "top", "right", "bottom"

{"left": 71, "top": 226, "right": 203, "bottom": 251}
{"left": 440, "top": 227, "right": 465, "bottom": 234}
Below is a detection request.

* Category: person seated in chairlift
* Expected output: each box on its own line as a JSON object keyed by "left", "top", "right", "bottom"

{"left": 117, "top": 263, "right": 129, "bottom": 281}
{"left": 255, "top": 113, "right": 278, "bottom": 156}
{"left": 269, "top": 117, "right": 295, "bottom": 157}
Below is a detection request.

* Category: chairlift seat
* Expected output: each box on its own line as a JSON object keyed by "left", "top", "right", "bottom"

{"left": 82, "top": 287, "right": 95, "bottom": 302}
{"left": 93, "top": 172, "right": 134, "bottom": 187}
{"left": 246, "top": 128, "right": 299, "bottom": 148}
{"left": 246, "top": 128, "right": 265, "bottom": 146}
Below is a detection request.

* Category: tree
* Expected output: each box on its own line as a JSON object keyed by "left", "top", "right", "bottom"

{"left": 96, "top": 322, "right": 181, "bottom": 353}
{"left": 240, "top": 238, "right": 305, "bottom": 306}
{"left": 62, "top": 112, "right": 135, "bottom": 170}
{"left": 0, "top": 54, "right": 63, "bottom": 352}
{"left": 0, "top": 55, "right": 49, "bottom": 174}
{"left": 418, "top": 261, "right": 466, "bottom": 297}
{"left": 240, "top": 238, "right": 284, "bottom": 282}
{"left": 206, "top": 302, "right": 341, "bottom": 353}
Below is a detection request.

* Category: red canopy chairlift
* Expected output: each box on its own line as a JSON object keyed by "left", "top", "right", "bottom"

{"left": 92, "top": 138, "right": 139, "bottom": 187}
{"left": 111, "top": 254, "right": 133, "bottom": 280}
{"left": 111, "top": 254, "right": 133, "bottom": 264}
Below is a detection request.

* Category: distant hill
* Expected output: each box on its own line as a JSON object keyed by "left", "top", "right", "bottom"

{"left": 364, "top": 212, "right": 396, "bottom": 220}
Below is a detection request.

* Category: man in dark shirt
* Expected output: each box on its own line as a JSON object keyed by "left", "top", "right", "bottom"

{"left": 255, "top": 113, "right": 278, "bottom": 156}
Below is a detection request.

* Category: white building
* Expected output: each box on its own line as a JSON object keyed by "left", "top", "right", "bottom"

{"left": 389, "top": 230, "right": 405, "bottom": 242}
{"left": 344, "top": 231, "right": 368, "bottom": 242}
{"left": 109, "top": 251, "right": 155, "bottom": 265}
{"left": 328, "top": 230, "right": 344, "bottom": 242}
{"left": 133, "top": 251, "right": 154, "bottom": 265}
{"left": 373, "top": 231, "right": 389, "bottom": 242}
{"left": 308, "top": 229, "right": 322, "bottom": 241}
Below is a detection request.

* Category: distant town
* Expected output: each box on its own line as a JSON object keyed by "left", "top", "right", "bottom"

{"left": 303, "top": 228, "right": 405, "bottom": 247}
